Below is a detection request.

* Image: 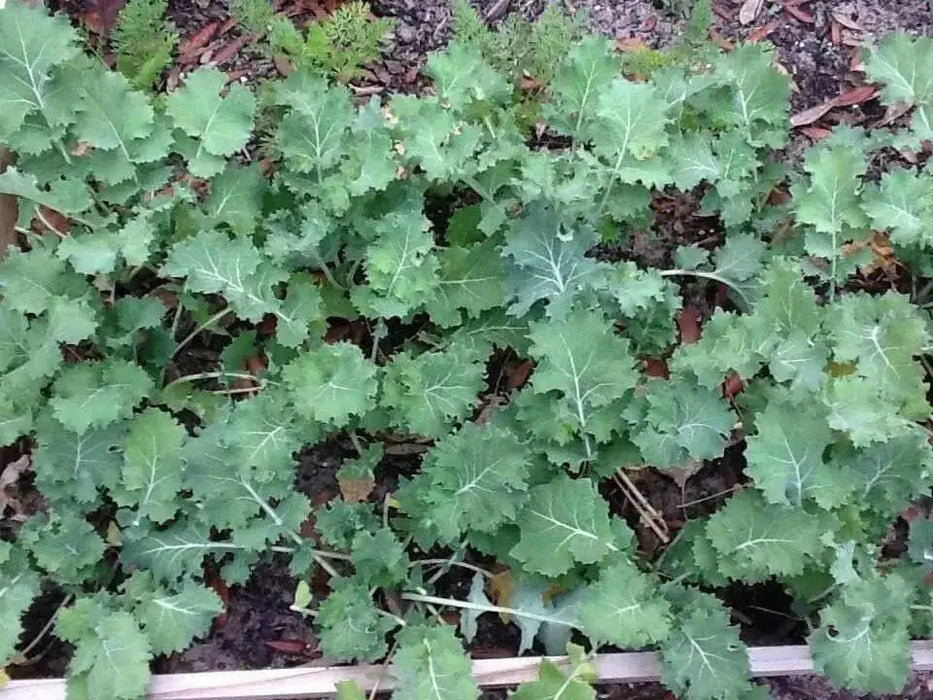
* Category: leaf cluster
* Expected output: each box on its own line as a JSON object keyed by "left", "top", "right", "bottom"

{"left": 1, "top": 2, "right": 933, "bottom": 698}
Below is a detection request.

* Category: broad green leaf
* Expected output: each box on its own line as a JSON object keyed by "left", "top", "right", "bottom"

{"left": 425, "top": 238, "right": 507, "bottom": 327}
{"left": 705, "top": 490, "right": 827, "bottom": 582}
{"left": 68, "top": 611, "right": 151, "bottom": 700}
{"left": 632, "top": 377, "right": 734, "bottom": 469}
{"left": 122, "top": 523, "right": 240, "bottom": 582}
{"left": 744, "top": 401, "right": 847, "bottom": 508}
{"left": 842, "top": 431, "right": 933, "bottom": 516}
{"left": 283, "top": 342, "right": 378, "bottom": 426}
{"left": 124, "top": 573, "right": 223, "bottom": 655}
{"left": 862, "top": 169, "right": 933, "bottom": 249}
{"left": 593, "top": 79, "right": 671, "bottom": 161}
{"left": 316, "top": 578, "right": 395, "bottom": 662}
{"left": 33, "top": 412, "right": 124, "bottom": 505}
{"left": 392, "top": 96, "right": 483, "bottom": 182}
{"left": 118, "top": 408, "right": 186, "bottom": 524}
{"left": 224, "top": 392, "right": 300, "bottom": 482}
{"left": 502, "top": 202, "right": 600, "bottom": 319}
{"left": 351, "top": 207, "right": 439, "bottom": 319}
{"left": 527, "top": 307, "right": 638, "bottom": 456}
{"left": 863, "top": 34, "right": 933, "bottom": 107}
{"left": 73, "top": 69, "right": 153, "bottom": 154}
{"left": 400, "top": 423, "right": 532, "bottom": 543}
{"left": 793, "top": 143, "right": 867, "bottom": 235}
{"left": 166, "top": 67, "right": 256, "bottom": 171}
{"left": 579, "top": 559, "right": 672, "bottom": 647}
{"left": 0, "top": 548, "right": 40, "bottom": 666}
{"left": 20, "top": 512, "right": 105, "bottom": 584}
{"left": 427, "top": 42, "right": 510, "bottom": 106}
{"left": 810, "top": 573, "right": 912, "bottom": 693}
{"left": 273, "top": 71, "right": 353, "bottom": 177}
{"left": 0, "top": 244, "right": 70, "bottom": 314}
{"left": 381, "top": 344, "right": 486, "bottom": 437}
{"left": 511, "top": 473, "right": 622, "bottom": 576}
{"left": 660, "top": 604, "right": 752, "bottom": 700}
{"left": 511, "top": 643, "right": 596, "bottom": 700}
{"left": 50, "top": 359, "right": 153, "bottom": 434}
{"left": 712, "top": 44, "right": 790, "bottom": 146}
{"left": 350, "top": 528, "right": 408, "bottom": 588}
{"left": 544, "top": 37, "right": 619, "bottom": 142}
{"left": 203, "top": 164, "right": 265, "bottom": 236}
{"left": 0, "top": 3, "right": 80, "bottom": 136}
{"left": 393, "top": 624, "right": 479, "bottom": 700}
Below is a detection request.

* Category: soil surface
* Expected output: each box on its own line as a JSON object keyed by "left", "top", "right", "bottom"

{"left": 9, "top": 0, "right": 933, "bottom": 698}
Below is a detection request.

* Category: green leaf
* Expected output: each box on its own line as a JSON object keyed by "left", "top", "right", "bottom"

{"left": 50, "top": 359, "right": 153, "bottom": 434}
{"left": 862, "top": 169, "right": 933, "bottom": 249}
{"left": 0, "top": 168, "right": 93, "bottom": 216}
{"left": 632, "top": 377, "right": 734, "bottom": 469}
{"left": 122, "top": 523, "right": 236, "bottom": 582}
{"left": 511, "top": 643, "right": 596, "bottom": 700}
{"left": 502, "top": 201, "right": 599, "bottom": 318}
{"left": 545, "top": 37, "right": 619, "bottom": 142}
{"left": 863, "top": 34, "right": 933, "bottom": 108}
{"left": 118, "top": 408, "right": 186, "bottom": 524}
{"left": 166, "top": 67, "right": 256, "bottom": 174}
{"left": 20, "top": 512, "right": 105, "bottom": 584}
{"left": 316, "top": 578, "right": 395, "bottom": 662}
{"left": 840, "top": 431, "right": 933, "bottom": 516}
{"left": 283, "top": 342, "right": 378, "bottom": 427}
{"left": 381, "top": 344, "right": 486, "bottom": 437}
{"left": 810, "top": 573, "right": 912, "bottom": 693}
{"left": 424, "top": 238, "right": 507, "bottom": 327}
{"left": 0, "top": 2, "right": 80, "bottom": 137}
{"left": 224, "top": 392, "right": 301, "bottom": 482}
{"left": 0, "top": 548, "right": 40, "bottom": 666}
{"left": 393, "top": 624, "right": 479, "bottom": 700}
{"left": 660, "top": 604, "right": 752, "bottom": 700}
{"left": 125, "top": 573, "right": 224, "bottom": 655}
{"left": 527, "top": 307, "right": 638, "bottom": 456}
{"left": 68, "top": 611, "right": 152, "bottom": 700}
{"left": 400, "top": 423, "right": 532, "bottom": 543}
{"left": 73, "top": 69, "right": 153, "bottom": 154}
{"left": 351, "top": 207, "right": 439, "bottom": 319}
{"left": 579, "top": 559, "right": 672, "bottom": 647}
{"left": 705, "top": 490, "right": 827, "bottom": 582}
{"left": 427, "top": 42, "right": 510, "bottom": 106}
{"left": 712, "top": 44, "right": 790, "bottom": 146}
{"left": 510, "top": 473, "right": 623, "bottom": 576}
{"left": 272, "top": 71, "right": 353, "bottom": 176}
{"left": 0, "top": 244, "right": 71, "bottom": 314}
{"left": 744, "top": 400, "right": 848, "bottom": 508}
{"left": 33, "top": 412, "right": 124, "bottom": 505}
{"left": 350, "top": 528, "right": 408, "bottom": 588}
{"left": 203, "top": 164, "right": 265, "bottom": 236}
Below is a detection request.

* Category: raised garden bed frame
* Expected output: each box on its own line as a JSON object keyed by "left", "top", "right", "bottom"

{"left": 4, "top": 642, "right": 933, "bottom": 699}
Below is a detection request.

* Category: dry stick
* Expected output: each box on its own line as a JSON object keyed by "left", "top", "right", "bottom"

{"left": 173, "top": 307, "right": 234, "bottom": 358}
{"left": 612, "top": 470, "right": 670, "bottom": 543}
{"left": 18, "top": 594, "right": 74, "bottom": 662}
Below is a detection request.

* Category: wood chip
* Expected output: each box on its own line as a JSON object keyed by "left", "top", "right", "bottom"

{"left": 799, "top": 125, "right": 833, "bottom": 141}
{"left": 738, "top": 0, "right": 764, "bottom": 25}
{"left": 831, "top": 10, "right": 864, "bottom": 31}
{"left": 179, "top": 21, "right": 221, "bottom": 56}
{"left": 0, "top": 145, "right": 16, "bottom": 261}
{"left": 782, "top": 0, "right": 815, "bottom": 23}
{"left": 210, "top": 35, "right": 253, "bottom": 66}
{"left": 747, "top": 20, "right": 780, "bottom": 43}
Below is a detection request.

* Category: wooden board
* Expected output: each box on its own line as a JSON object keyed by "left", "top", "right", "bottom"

{"left": 4, "top": 641, "right": 933, "bottom": 700}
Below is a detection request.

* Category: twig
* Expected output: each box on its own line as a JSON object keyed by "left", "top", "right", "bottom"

{"left": 173, "top": 307, "right": 233, "bottom": 358}
{"left": 409, "top": 559, "right": 493, "bottom": 579}
{"left": 613, "top": 470, "right": 670, "bottom": 543}
{"left": 19, "top": 594, "right": 73, "bottom": 661}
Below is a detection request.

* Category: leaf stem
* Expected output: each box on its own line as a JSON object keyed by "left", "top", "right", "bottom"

{"left": 400, "top": 592, "right": 576, "bottom": 627}
{"left": 659, "top": 268, "right": 751, "bottom": 308}
{"left": 172, "top": 307, "right": 234, "bottom": 358}
{"left": 409, "top": 559, "right": 493, "bottom": 579}
{"left": 164, "top": 371, "right": 273, "bottom": 389}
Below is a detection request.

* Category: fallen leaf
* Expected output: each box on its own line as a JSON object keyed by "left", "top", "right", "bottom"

{"left": 739, "top": 0, "right": 764, "bottom": 25}
{"left": 0, "top": 146, "right": 16, "bottom": 261}
{"left": 179, "top": 21, "right": 221, "bottom": 57}
{"left": 507, "top": 360, "right": 533, "bottom": 390}
{"left": 211, "top": 35, "right": 254, "bottom": 66}
{"left": 723, "top": 373, "right": 745, "bottom": 399}
{"left": 747, "top": 20, "right": 781, "bottom": 43}
{"left": 783, "top": 0, "right": 815, "bottom": 24}
{"left": 80, "top": 0, "right": 127, "bottom": 34}
{"left": 831, "top": 10, "right": 864, "bottom": 31}
{"left": 791, "top": 101, "right": 835, "bottom": 127}
{"left": 617, "top": 37, "right": 650, "bottom": 52}
{"left": 0, "top": 455, "right": 32, "bottom": 521}
{"left": 799, "top": 126, "right": 832, "bottom": 140}
{"left": 338, "top": 475, "right": 375, "bottom": 503}
{"left": 264, "top": 639, "right": 318, "bottom": 656}
{"left": 834, "top": 85, "right": 879, "bottom": 107}
{"left": 677, "top": 305, "right": 702, "bottom": 345}
{"left": 644, "top": 358, "right": 670, "bottom": 379}
{"left": 488, "top": 570, "right": 516, "bottom": 624}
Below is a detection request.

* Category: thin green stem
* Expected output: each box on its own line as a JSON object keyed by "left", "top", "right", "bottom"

{"left": 348, "top": 431, "right": 365, "bottom": 456}
{"left": 172, "top": 307, "right": 234, "bottom": 358}
{"left": 659, "top": 269, "right": 750, "bottom": 309}
{"left": 400, "top": 592, "right": 576, "bottom": 627}
{"left": 409, "top": 559, "right": 493, "bottom": 579}
{"left": 164, "top": 371, "right": 273, "bottom": 389}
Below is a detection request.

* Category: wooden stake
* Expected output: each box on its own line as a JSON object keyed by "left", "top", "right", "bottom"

{"left": 4, "top": 642, "right": 933, "bottom": 700}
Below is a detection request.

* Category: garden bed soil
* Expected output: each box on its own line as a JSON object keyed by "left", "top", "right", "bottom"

{"left": 5, "top": 0, "right": 933, "bottom": 698}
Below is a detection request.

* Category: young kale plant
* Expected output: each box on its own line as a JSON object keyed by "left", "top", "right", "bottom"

{"left": 2, "top": 1, "right": 933, "bottom": 698}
